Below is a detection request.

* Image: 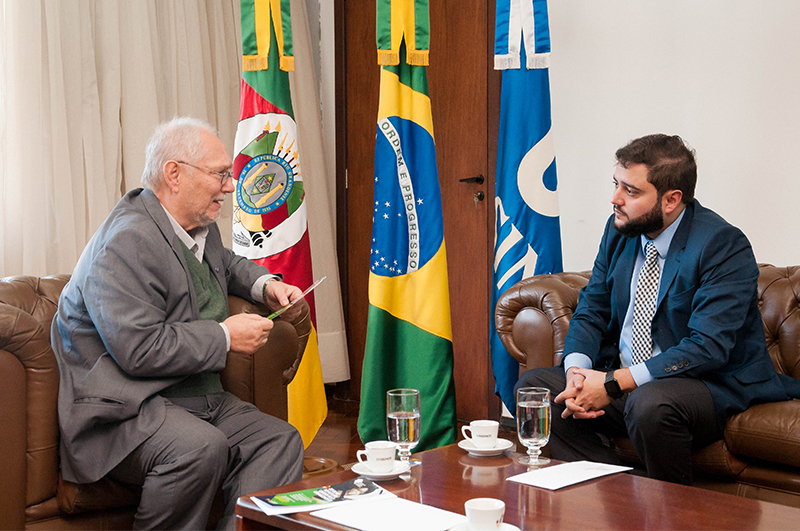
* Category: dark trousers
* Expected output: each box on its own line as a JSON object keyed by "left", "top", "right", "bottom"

{"left": 515, "top": 366, "right": 723, "bottom": 485}
{"left": 108, "top": 392, "right": 304, "bottom": 530}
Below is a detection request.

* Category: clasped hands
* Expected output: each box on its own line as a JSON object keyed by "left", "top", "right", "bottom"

{"left": 555, "top": 367, "right": 614, "bottom": 419}
{"left": 223, "top": 281, "right": 303, "bottom": 354}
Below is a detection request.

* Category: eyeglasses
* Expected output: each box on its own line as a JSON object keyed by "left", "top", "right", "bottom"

{"left": 176, "top": 160, "right": 233, "bottom": 186}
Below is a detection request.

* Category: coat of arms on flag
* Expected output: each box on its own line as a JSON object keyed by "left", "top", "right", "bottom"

{"left": 233, "top": 0, "right": 326, "bottom": 447}
{"left": 233, "top": 115, "right": 304, "bottom": 255}
{"left": 237, "top": 131, "right": 295, "bottom": 216}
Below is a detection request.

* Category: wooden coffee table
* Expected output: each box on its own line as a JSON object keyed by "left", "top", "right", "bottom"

{"left": 236, "top": 442, "right": 800, "bottom": 530}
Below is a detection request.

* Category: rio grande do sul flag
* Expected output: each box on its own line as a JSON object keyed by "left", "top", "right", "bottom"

{"left": 232, "top": 0, "right": 326, "bottom": 446}
{"left": 356, "top": 0, "right": 457, "bottom": 452}
{"left": 491, "top": 0, "right": 563, "bottom": 413}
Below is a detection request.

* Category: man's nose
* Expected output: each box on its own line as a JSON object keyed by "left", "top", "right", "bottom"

{"left": 611, "top": 188, "right": 623, "bottom": 206}
{"left": 222, "top": 176, "right": 236, "bottom": 194}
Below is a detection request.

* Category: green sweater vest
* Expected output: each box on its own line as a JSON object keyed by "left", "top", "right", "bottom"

{"left": 160, "top": 242, "right": 228, "bottom": 398}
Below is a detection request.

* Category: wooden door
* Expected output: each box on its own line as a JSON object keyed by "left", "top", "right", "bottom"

{"left": 336, "top": 0, "right": 500, "bottom": 422}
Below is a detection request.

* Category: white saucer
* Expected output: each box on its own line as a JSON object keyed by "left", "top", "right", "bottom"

{"left": 351, "top": 460, "right": 411, "bottom": 480}
{"left": 458, "top": 438, "right": 514, "bottom": 457}
{"left": 449, "top": 522, "right": 520, "bottom": 531}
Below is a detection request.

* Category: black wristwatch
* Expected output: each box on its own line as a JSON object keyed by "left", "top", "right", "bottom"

{"left": 604, "top": 370, "right": 624, "bottom": 399}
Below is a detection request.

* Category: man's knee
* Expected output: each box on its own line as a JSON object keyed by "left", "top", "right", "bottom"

{"left": 195, "top": 427, "right": 230, "bottom": 475}
{"left": 625, "top": 379, "right": 720, "bottom": 446}
{"left": 237, "top": 417, "right": 304, "bottom": 490}
{"left": 515, "top": 366, "right": 566, "bottom": 395}
{"left": 155, "top": 421, "right": 229, "bottom": 487}
{"left": 285, "top": 427, "right": 304, "bottom": 473}
{"left": 624, "top": 387, "right": 677, "bottom": 435}
{"left": 286, "top": 425, "right": 303, "bottom": 453}
{"left": 113, "top": 409, "right": 230, "bottom": 487}
{"left": 261, "top": 419, "right": 302, "bottom": 454}
{"left": 247, "top": 415, "right": 304, "bottom": 466}
{"left": 276, "top": 422, "right": 304, "bottom": 469}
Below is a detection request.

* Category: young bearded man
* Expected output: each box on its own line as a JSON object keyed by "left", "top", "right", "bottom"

{"left": 515, "top": 134, "right": 795, "bottom": 484}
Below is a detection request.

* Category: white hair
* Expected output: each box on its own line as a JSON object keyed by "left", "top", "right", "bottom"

{"left": 140, "top": 117, "right": 217, "bottom": 191}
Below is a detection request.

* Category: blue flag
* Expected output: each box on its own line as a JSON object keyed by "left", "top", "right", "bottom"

{"left": 491, "top": 0, "right": 563, "bottom": 413}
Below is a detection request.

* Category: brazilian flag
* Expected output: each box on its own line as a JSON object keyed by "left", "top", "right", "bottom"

{"left": 357, "top": 0, "right": 457, "bottom": 452}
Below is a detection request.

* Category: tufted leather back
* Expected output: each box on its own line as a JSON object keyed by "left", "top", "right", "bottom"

{"left": 756, "top": 265, "right": 800, "bottom": 379}
{"left": 495, "top": 264, "right": 800, "bottom": 378}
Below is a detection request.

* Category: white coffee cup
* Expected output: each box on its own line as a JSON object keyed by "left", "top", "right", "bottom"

{"left": 356, "top": 440, "right": 396, "bottom": 473}
{"left": 464, "top": 498, "right": 505, "bottom": 531}
{"left": 461, "top": 420, "right": 499, "bottom": 449}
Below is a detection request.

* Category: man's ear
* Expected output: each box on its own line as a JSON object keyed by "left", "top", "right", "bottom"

{"left": 163, "top": 160, "right": 182, "bottom": 194}
{"left": 662, "top": 189, "right": 683, "bottom": 215}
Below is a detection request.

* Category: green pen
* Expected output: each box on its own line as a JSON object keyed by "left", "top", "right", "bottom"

{"left": 266, "top": 276, "right": 326, "bottom": 320}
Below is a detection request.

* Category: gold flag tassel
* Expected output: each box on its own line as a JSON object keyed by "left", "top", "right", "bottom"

{"left": 378, "top": 49, "right": 401, "bottom": 66}
{"left": 242, "top": 0, "right": 295, "bottom": 72}
{"left": 406, "top": 49, "right": 429, "bottom": 66}
{"left": 280, "top": 55, "right": 295, "bottom": 71}
{"left": 376, "top": 0, "right": 430, "bottom": 66}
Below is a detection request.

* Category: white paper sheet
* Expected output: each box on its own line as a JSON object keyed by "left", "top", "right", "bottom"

{"left": 250, "top": 488, "right": 395, "bottom": 516}
{"left": 311, "top": 497, "right": 467, "bottom": 531}
{"left": 507, "top": 460, "right": 632, "bottom": 490}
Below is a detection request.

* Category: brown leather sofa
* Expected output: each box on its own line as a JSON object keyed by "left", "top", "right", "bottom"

{"left": 0, "top": 274, "right": 311, "bottom": 530}
{"left": 496, "top": 264, "right": 800, "bottom": 507}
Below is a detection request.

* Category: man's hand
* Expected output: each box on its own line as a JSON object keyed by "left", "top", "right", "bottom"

{"left": 556, "top": 367, "right": 590, "bottom": 419}
{"left": 555, "top": 367, "right": 612, "bottom": 420}
{"left": 224, "top": 313, "right": 274, "bottom": 354}
{"left": 264, "top": 280, "right": 304, "bottom": 321}
{"left": 571, "top": 368, "right": 614, "bottom": 415}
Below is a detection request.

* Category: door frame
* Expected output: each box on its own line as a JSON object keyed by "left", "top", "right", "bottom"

{"left": 333, "top": 0, "right": 502, "bottom": 421}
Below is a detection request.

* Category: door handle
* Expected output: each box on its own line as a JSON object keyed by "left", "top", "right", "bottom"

{"left": 459, "top": 174, "right": 485, "bottom": 185}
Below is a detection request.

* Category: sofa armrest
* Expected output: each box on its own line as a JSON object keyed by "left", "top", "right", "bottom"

{"left": 0, "top": 302, "right": 60, "bottom": 513}
{"left": 221, "top": 296, "right": 312, "bottom": 421}
{"left": 495, "top": 272, "right": 590, "bottom": 370}
{"left": 724, "top": 399, "right": 800, "bottom": 468}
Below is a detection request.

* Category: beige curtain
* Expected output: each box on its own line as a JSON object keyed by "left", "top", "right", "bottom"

{"left": 0, "top": 0, "right": 239, "bottom": 275}
{"left": 0, "top": 0, "right": 349, "bottom": 382}
{"left": 289, "top": 0, "right": 350, "bottom": 383}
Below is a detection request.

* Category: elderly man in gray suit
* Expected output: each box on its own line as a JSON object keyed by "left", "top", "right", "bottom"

{"left": 52, "top": 117, "right": 305, "bottom": 530}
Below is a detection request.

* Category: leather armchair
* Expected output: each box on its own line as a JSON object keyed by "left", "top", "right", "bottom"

{"left": 496, "top": 264, "right": 800, "bottom": 507}
{"left": 0, "top": 275, "right": 310, "bottom": 530}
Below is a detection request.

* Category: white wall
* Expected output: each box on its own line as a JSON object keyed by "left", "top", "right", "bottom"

{"left": 548, "top": 1, "right": 800, "bottom": 270}
{"left": 312, "top": 2, "right": 800, "bottom": 270}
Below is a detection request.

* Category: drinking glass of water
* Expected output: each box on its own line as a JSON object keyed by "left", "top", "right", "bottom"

{"left": 386, "top": 388, "right": 421, "bottom": 463}
{"left": 516, "top": 387, "right": 551, "bottom": 466}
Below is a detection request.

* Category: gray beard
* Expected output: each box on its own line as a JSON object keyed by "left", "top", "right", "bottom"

{"left": 193, "top": 212, "right": 216, "bottom": 228}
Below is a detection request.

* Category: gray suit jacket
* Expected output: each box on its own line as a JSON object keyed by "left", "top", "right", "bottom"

{"left": 52, "top": 188, "right": 269, "bottom": 483}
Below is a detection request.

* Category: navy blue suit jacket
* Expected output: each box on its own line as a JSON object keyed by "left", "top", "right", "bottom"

{"left": 564, "top": 200, "right": 791, "bottom": 428}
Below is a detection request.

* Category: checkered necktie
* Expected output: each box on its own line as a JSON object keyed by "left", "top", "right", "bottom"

{"left": 631, "top": 241, "right": 660, "bottom": 365}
